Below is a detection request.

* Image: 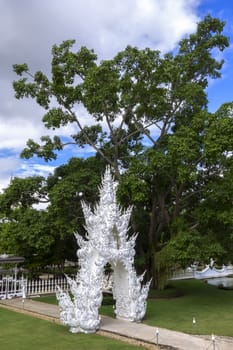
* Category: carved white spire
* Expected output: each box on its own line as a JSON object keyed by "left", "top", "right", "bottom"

{"left": 56, "top": 166, "right": 151, "bottom": 333}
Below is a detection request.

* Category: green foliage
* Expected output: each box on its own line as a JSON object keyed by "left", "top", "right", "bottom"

{"left": 153, "top": 245, "right": 174, "bottom": 290}
{"left": 169, "top": 232, "right": 225, "bottom": 267}
{"left": 0, "top": 208, "right": 54, "bottom": 268}
{"left": 0, "top": 157, "right": 105, "bottom": 268}
{"left": 43, "top": 108, "right": 76, "bottom": 128}
{"left": 204, "top": 103, "right": 233, "bottom": 161}
{"left": 13, "top": 63, "right": 29, "bottom": 75}
{"left": 13, "top": 16, "right": 228, "bottom": 174}
{"left": 0, "top": 176, "right": 47, "bottom": 211}
{"left": 0, "top": 177, "right": 52, "bottom": 267}
{"left": 10, "top": 15, "right": 233, "bottom": 284}
{"left": 117, "top": 170, "right": 149, "bottom": 205}
{"left": 83, "top": 60, "right": 120, "bottom": 117}
{"left": 72, "top": 124, "right": 105, "bottom": 147}
{"left": 20, "top": 136, "right": 63, "bottom": 161}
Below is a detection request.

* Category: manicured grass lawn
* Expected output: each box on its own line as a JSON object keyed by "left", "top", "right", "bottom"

{"left": 35, "top": 279, "right": 233, "bottom": 337}
{"left": 145, "top": 279, "right": 233, "bottom": 336}
{"left": 33, "top": 293, "right": 116, "bottom": 316}
{"left": 0, "top": 307, "right": 144, "bottom": 350}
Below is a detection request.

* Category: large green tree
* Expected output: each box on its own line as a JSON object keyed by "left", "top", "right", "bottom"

{"left": 13, "top": 16, "right": 227, "bottom": 176}
{"left": 11, "top": 15, "right": 233, "bottom": 284}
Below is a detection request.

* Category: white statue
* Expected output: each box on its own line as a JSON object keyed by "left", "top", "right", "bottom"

{"left": 56, "top": 167, "right": 151, "bottom": 333}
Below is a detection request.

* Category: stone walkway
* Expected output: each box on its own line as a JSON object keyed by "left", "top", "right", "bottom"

{"left": 0, "top": 298, "right": 233, "bottom": 350}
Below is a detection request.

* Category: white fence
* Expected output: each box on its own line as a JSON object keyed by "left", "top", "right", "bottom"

{"left": 0, "top": 274, "right": 113, "bottom": 300}
{"left": 171, "top": 268, "right": 195, "bottom": 280}
{"left": 0, "top": 276, "right": 24, "bottom": 299}
{"left": 26, "top": 277, "right": 70, "bottom": 296}
{"left": 0, "top": 276, "right": 70, "bottom": 300}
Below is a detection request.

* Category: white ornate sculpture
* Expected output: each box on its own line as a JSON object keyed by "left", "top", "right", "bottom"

{"left": 56, "top": 167, "right": 151, "bottom": 333}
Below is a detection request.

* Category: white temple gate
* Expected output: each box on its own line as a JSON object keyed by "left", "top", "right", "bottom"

{"left": 56, "top": 167, "right": 151, "bottom": 333}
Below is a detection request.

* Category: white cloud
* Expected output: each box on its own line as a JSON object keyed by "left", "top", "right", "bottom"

{"left": 18, "top": 162, "right": 56, "bottom": 178}
{"left": 0, "top": 119, "right": 43, "bottom": 150}
{"left": 48, "top": 0, "right": 200, "bottom": 56}
{"left": 0, "top": 156, "right": 21, "bottom": 192}
{"left": 0, "top": 0, "right": 200, "bottom": 66}
{"left": 0, "top": 156, "right": 56, "bottom": 193}
{"left": 0, "top": 0, "right": 202, "bottom": 193}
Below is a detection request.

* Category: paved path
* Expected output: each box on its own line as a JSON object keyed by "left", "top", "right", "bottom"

{"left": 1, "top": 298, "right": 233, "bottom": 350}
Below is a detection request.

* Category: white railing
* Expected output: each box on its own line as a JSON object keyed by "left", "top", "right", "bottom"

{"left": 26, "top": 277, "right": 70, "bottom": 296}
{"left": 0, "top": 274, "right": 113, "bottom": 300}
{"left": 0, "top": 276, "right": 25, "bottom": 299}
{"left": 0, "top": 276, "right": 70, "bottom": 300}
{"left": 171, "top": 268, "right": 195, "bottom": 280}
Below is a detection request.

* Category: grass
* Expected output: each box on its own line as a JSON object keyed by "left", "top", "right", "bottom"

{"left": 0, "top": 307, "right": 145, "bottom": 350}
{"left": 146, "top": 279, "right": 233, "bottom": 337}
{"left": 33, "top": 292, "right": 116, "bottom": 316}
{"left": 34, "top": 279, "right": 233, "bottom": 337}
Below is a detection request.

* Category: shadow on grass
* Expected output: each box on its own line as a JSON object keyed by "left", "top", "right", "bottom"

{"left": 148, "top": 284, "right": 184, "bottom": 299}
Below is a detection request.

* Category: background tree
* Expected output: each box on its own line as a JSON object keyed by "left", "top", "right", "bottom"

{"left": 11, "top": 15, "right": 233, "bottom": 286}
{"left": 0, "top": 176, "right": 53, "bottom": 270}
{"left": 46, "top": 156, "right": 105, "bottom": 238}
{"left": 0, "top": 157, "right": 106, "bottom": 271}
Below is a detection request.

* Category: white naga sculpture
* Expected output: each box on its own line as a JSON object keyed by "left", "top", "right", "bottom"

{"left": 56, "top": 167, "right": 151, "bottom": 333}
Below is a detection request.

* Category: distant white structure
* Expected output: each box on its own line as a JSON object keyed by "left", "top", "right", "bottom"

{"left": 194, "top": 263, "right": 233, "bottom": 279}
{"left": 172, "top": 260, "right": 233, "bottom": 281}
{"left": 56, "top": 167, "right": 151, "bottom": 334}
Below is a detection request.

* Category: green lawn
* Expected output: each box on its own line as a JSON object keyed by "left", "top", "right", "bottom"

{"left": 35, "top": 279, "right": 233, "bottom": 337}
{"left": 0, "top": 307, "right": 144, "bottom": 350}
{"left": 145, "top": 279, "right": 233, "bottom": 336}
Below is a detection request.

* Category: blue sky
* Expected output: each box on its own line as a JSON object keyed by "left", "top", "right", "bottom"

{"left": 0, "top": 0, "right": 233, "bottom": 192}
{"left": 199, "top": 0, "right": 233, "bottom": 112}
